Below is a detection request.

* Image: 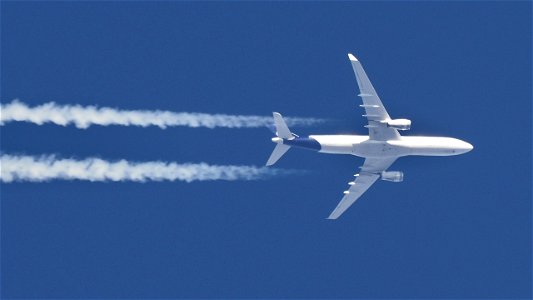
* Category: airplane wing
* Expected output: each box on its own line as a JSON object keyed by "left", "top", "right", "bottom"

{"left": 327, "top": 156, "right": 397, "bottom": 219}
{"left": 348, "top": 53, "right": 400, "bottom": 141}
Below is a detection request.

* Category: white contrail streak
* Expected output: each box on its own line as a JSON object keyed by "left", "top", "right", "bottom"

{"left": 0, "top": 154, "right": 293, "bottom": 183}
{"left": 0, "top": 100, "right": 324, "bottom": 129}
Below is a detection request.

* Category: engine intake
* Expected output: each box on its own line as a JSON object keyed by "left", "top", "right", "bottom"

{"left": 386, "top": 119, "right": 411, "bottom": 130}
{"left": 381, "top": 171, "right": 404, "bottom": 182}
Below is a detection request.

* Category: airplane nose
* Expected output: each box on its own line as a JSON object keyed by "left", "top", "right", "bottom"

{"left": 460, "top": 141, "right": 474, "bottom": 153}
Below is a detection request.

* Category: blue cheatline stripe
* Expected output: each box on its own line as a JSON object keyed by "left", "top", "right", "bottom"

{"left": 283, "top": 137, "right": 321, "bottom": 151}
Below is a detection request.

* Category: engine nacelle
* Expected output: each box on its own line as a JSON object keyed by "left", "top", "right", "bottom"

{"left": 386, "top": 119, "right": 411, "bottom": 130}
{"left": 381, "top": 171, "right": 404, "bottom": 182}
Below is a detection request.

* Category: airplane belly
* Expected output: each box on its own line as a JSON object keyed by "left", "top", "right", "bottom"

{"left": 310, "top": 135, "right": 368, "bottom": 155}
{"left": 388, "top": 137, "right": 473, "bottom": 156}
{"left": 353, "top": 141, "right": 407, "bottom": 157}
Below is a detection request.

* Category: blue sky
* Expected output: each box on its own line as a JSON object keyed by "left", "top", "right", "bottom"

{"left": 1, "top": 1, "right": 531, "bottom": 298}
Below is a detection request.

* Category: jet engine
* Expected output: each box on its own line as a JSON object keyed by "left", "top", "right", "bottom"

{"left": 381, "top": 171, "right": 404, "bottom": 182}
{"left": 386, "top": 119, "right": 411, "bottom": 130}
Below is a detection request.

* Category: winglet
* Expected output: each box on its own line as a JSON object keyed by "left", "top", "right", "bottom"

{"left": 348, "top": 53, "right": 358, "bottom": 61}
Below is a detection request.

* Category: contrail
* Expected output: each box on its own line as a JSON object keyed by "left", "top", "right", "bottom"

{"left": 0, "top": 154, "right": 295, "bottom": 183}
{"left": 0, "top": 100, "right": 324, "bottom": 129}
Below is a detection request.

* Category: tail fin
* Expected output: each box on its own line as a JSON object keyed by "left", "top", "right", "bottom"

{"left": 266, "top": 112, "right": 293, "bottom": 166}
{"left": 266, "top": 144, "right": 290, "bottom": 166}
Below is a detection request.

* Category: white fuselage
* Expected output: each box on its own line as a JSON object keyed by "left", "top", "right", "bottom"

{"left": 309, "top": 135, "right": 473, "bottom": 157}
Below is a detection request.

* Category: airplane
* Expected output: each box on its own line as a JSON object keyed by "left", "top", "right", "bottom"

{"left": 266, "top": 53, "right": 473, "bottom": 219}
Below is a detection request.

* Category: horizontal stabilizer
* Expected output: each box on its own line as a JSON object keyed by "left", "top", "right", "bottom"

{"left": 273, "top": 112, "right": 292, "bottom": 139}
{"left": 266, "top": 144, "right": 290, "bottom": 166}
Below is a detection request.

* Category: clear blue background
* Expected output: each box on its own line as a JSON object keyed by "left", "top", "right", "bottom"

{"left": 1, "top": 2, "right": 531, "bottom": 298}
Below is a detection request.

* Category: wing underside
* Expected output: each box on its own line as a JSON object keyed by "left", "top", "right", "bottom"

{"left": 327, "top": 156, "right": 397, "bottom": 219}
{"left": 348, "top": 54, "right": 400, "bottom": 141}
